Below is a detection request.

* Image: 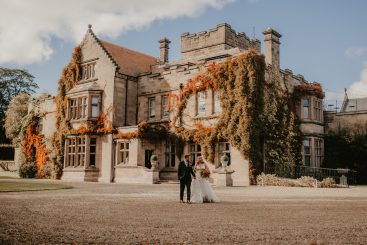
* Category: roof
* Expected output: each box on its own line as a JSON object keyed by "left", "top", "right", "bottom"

{"left": 341, "top": 97, "right": 367, "bottom": 112}
{"left": 67, "top": 81, "right": 102, "bottom": 95}
{"left": 100, "top": 40, "right": 158, "bottom": 77}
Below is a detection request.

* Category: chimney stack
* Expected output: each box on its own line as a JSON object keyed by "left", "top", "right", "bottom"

{"left": 159, "top": 38, "right": 171, "bottom": 64}
{"left": 263, "top": 28, "right": 281, "bottom": 70}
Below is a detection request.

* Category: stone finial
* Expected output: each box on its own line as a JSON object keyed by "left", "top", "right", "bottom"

{"left": 159, "top": 38, "right": 171, "bottom": 64}
{"left": 88, "top": 24, "right": 92, "bottom": 29}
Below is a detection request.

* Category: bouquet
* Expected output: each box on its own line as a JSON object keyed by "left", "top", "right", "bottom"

{"left": 200, "top": 167, "right": 210, "bottom": 178}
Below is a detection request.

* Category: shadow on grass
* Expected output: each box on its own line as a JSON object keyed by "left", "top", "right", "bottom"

{"left": 0, "top": 181, "right": 73, "bottom": 192}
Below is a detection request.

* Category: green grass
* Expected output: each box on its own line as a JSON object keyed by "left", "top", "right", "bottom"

{"left": 0, "top": 181, "right": 72, "bottom": 192}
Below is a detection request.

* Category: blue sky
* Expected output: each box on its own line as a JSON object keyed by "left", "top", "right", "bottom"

{"left": 1, "top": 0, "right": 366, "bottom": 108}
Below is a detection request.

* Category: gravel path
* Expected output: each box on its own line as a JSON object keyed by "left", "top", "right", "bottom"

{"left": 1, "top": 179, "right": 367, "bottom": 244}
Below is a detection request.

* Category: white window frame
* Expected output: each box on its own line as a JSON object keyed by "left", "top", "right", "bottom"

{"left": 119, "top": 141, "right": 130, "bottom": 165}
{"left": 197, "top": 91, "right": 206, "bottom": 115}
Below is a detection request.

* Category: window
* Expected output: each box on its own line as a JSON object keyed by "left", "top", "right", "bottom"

{"left": 148, "top": 97, "right": 156, "bottom": 118}
{"left": 303, "top": 139, "right": 311, "bottom": 166}
{"left": 189, "top": 143, "right": 202, "bottom": 165}
{"left": 314, "top": 139, "right": 323, "bottom": 167}
{"left": 69, "top": 97, "right": 88, "bottom": 120}
{"left": 66, "top": 136, "right": 86, "bottom": 167}
{"left": 69, "top": 99, "right": 77, "bottom": 119}
{"left": 77, "top": 137, "right": 85, "bottom": 166}
{"left": 89, "top": 137, "right": 97, "bottom": 166}
{"left": 161, "top": 95, "right": 169, "bottom": 119}
{"left": 80, "top": 63, "right": 96, "bottom": 81}
{"left": 218, "top": 142, "right": 231, "bottom": 167}
{"left": 66, "top": 138, "right": 76, "bottom": 167}
{"left": 119, "top": 141, "right": 129, "bottom": 165}
{"left": 91, "top": 96, "right": 100, "bottom": 118}
{"left": 302, "top": 98, "right": 310, "bottom": 119}
{"left": 314, "top": 99, "right": 322, "bottom": 122}
{"left": 165, "top": 141, "right": 176, "bottom": 167}
{"left": 214, "top": 91, "right": 222, "bottom": 114}
{"left": 197, "top": 91, "right": 206, "bottom": 115}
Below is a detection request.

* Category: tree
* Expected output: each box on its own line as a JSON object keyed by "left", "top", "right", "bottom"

{"left": 0, "top": 67, "right": 38, "bottom": 143}
{"left": 4, "top": 93, "right": 31, "bottom": 146}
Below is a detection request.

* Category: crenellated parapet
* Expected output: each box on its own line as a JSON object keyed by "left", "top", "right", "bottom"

{"left": 181, "top": 23, "right": 260, "bottom": 59}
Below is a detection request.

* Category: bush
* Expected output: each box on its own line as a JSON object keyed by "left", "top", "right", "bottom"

{"left": 318, "top": 177, "right": 336, "bottom": 188}
{"left": 257, "top": 173, "right": 341, "bottom": 188}
{"left": 256, "top": 173, "right": 300, "bottom": 187}
{"left": 297, "top": 176, "right": 317, "bottom": 187}
{"left": 39, "top": 162, "right": 53, "bottom": 179}
{"left": 19, "top": 161, "right": 37, "bottom": 178}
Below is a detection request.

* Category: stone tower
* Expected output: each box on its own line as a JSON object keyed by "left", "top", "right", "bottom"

{"left": 263, "top": 27, "right": 281, "bottom": 70}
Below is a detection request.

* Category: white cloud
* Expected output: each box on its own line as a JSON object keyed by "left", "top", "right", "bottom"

{"left": 345, "top": 46, "right": 367, "bottom": 57}
{"left": 0, "top": 0, "right": 233, "bottom": 65}
{"left": 348, "top": 61, "right": 367, "bottom": 98}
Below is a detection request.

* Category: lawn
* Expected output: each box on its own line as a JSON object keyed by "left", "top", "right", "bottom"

{"left": 0, "top": 181, "right": 72, "bottom": 192}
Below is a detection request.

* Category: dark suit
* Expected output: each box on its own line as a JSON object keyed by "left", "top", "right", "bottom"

{"left": 178, "top": 160, "right": 195, "bottom": 201}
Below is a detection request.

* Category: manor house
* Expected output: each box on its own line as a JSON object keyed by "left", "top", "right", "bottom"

{"left": 39, "top": 23, "right": 324, "bottom": 185}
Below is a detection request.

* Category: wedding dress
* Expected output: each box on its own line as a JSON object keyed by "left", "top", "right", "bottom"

{"left": 191, "top": 163, "right": 220, "bottom": 203}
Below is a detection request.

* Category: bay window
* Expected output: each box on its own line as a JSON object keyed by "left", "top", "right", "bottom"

{"left": 91, "top": 96, "right": 100, "bottom": 118}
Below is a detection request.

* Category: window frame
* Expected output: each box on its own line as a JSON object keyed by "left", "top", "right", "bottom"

{"left": 302, "top": 98, "right": 311, "bottom": 119}
{"left": 303, "top": 138, "right": 311, "bottom": 166}
{"left": 148, "top": 97, "right": 156, "bottom": 119}
{"left": 164, "top": 141, "right": 176, "bottom": 168}
{"left": 161, "top": 95, "right": 169, "bottom": 119}
{"left": 118, "top": 141, "right": 130, "bottom": 165}
{"left": 197, "top": 91, "right": 206, "bottom": 115}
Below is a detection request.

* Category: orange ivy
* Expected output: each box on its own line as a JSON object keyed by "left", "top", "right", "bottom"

{"left": 293, "top": 83, "right": 324, "bottom": 99}
{"left": 22, "top": 120, "right": 48, "bottom": 177}
{"left": 68, "top": 108, "right": 116, "bottom": 135}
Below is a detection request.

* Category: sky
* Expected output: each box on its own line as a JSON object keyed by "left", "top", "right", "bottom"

{"left": 1, "top": 0, "right": 366, "bottom": 109}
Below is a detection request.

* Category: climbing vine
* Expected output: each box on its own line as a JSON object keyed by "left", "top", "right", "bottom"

{"left": 19, "top": 94, "right": 51, "bottom": 178}
{"left": 170, "top": 49, "right": 307, "bottom": 183}
{"left": 50, "top": 45, "right": 82, "bottom": 179}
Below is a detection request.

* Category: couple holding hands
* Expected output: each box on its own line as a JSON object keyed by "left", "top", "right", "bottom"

{"left": 178, "top": 155, "right": 220, "bottom": 204}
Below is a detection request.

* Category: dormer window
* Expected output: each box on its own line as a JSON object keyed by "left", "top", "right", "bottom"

{"left": 80, "top": 63, "right": 96, "bottom": 81}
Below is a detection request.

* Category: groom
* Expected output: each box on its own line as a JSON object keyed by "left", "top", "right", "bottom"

{"left": 178, "top": 154, "right": 195, "bottom": 203}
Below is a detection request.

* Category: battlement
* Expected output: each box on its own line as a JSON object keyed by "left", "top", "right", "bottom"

{"left": 181, "top": 23, "right": 260, "bottom": 59}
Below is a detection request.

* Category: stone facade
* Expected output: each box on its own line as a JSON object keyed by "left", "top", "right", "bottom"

{"left": 35, "top": 23, "right": 325, "bottom": 185}
{"left": 326, "top": 91, "right": 367, "bottom": 133}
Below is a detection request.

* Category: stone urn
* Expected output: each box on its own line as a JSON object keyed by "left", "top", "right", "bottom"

{"left": 150, "top": 155, "right": 159, "bottom": 170}
{"left": 220, "top": 154, "right": 229, "bottom": 169}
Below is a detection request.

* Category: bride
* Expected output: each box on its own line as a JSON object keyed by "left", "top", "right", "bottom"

{"left": 191, "top": 156, "right": 220, "bottom": 203}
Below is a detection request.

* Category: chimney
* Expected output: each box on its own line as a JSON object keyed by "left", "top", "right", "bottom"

{"left": 263, "top": 27, "right": 281, "bottom": 70}
{"left": 159, "top": 38, "right": 171, "bottom": 64}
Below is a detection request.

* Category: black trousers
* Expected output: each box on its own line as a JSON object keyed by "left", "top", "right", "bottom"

{"left": 180, "top": 180, "right": 191, "bottom": 201}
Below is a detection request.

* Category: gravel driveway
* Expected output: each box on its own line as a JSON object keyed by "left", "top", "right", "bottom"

{"left": 1, "top": 179, "right": 367, "bottom": 244}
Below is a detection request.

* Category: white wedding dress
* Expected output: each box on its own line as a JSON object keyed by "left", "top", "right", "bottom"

{"left": 191, "top": 163, "right": 220, "bottom": 203}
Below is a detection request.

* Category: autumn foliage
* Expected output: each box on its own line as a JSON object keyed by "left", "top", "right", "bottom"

{"left": 21, "top": 117, "right": 48, "bottom": 177}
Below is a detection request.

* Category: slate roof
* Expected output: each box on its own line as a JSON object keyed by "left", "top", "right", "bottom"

{"left": 99, "top": 40, "right": 158, "bottom": 77}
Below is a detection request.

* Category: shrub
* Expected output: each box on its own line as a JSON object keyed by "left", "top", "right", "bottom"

{"left": 318, "top": 177, "right": 336, "bottom": 188}
{"left": 297, "top": 176, "right": 317, "bottom": 187}
{"left": 19, "top": 161, "right": 37, "bottom": 178}
{"left": 256, "top": 173, "right": 300, "bottom": 187}
{"left": 39, "top": 162, "right": 53, "bottom": 179}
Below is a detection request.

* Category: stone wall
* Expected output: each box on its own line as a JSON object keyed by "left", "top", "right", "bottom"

{"left": 181, "top": 23, "right": 260, "bottom": 59}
